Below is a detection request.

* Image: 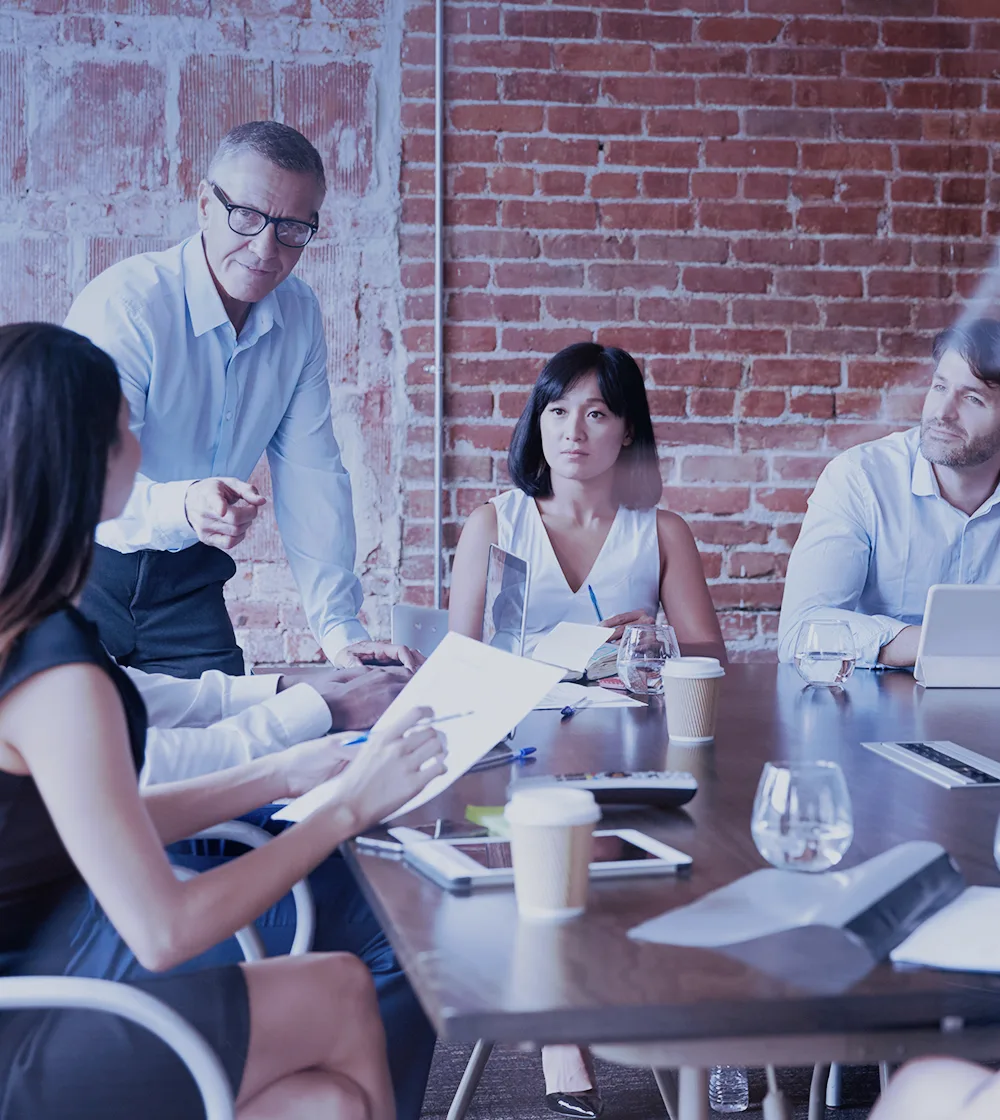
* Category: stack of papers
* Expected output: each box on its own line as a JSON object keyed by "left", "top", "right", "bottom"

{"left": 891, "top": 887, "right": 1000, "bottom": 972}
{"left": 531, "top": 622, "right": 611, "bottom": 674}
{"left": 534, "top": 681, "right": 644, "bottom": 711}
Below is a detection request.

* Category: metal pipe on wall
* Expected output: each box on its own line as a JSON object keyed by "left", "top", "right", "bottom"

{"left": 432, "top": 0, "right": 445, "bottom": 609}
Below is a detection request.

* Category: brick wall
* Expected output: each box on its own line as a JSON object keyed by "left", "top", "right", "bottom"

{"left": 399, "top": 0, "right": 1000, "bottom": 659}
{"left": 4, "top": 0, "right": 998, "bottom": 666}
{"left": 1, "top": 0, "right": 407, "bottom": 666}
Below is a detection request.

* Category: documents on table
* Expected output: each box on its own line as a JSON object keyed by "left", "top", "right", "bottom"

{"left": 273, "top": 632, "right": 565, "bottom": 825}
{"left": 891, "top": 887, "right": 1000, "bottom": 972}
{"left": 534, "top": 681, "right": 644, "bottom": 711}
{"left": 530, "top": 621, "right": 612, "bottom": 674}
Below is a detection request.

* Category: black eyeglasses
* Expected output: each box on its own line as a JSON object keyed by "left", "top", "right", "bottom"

{"left": 210, "top": 182, "right": 318, "bottom": 249}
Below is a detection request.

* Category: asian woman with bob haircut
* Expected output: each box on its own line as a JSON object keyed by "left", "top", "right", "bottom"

{"left": 449, "top": 341, "right": 725, "bottom": 1118}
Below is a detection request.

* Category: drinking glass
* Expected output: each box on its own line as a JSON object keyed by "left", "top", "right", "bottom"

{"left": 751, "top": 761, "right": 854, "bottom": 873}
{"left": 794, "top": 621, "right": 857, "bottom": 686}
{"left": 616, "top": 623, "right": 679, "bottom": 695}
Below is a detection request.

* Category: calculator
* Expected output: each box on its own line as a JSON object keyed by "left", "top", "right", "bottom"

{"left": 861, "top": 740, "right": 1000, "bottom": 789}
{"left": 510, "top": 769, "right": 698, "bottom": 808}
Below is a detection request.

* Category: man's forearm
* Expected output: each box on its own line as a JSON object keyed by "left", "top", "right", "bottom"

{"left": 877, "top": 625, "right": 922, "bottom": 668}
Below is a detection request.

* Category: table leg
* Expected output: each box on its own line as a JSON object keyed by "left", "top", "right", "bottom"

{"left": 446, "top": 1040, "right": 494, "bottom": 1120}
{"left": 677, "top": 1067, "right": 709, "bottom": 1120}
{"left": 879, "top": 1061, "right": 892, "bottom": 1092}
{"left": 826, "top": 1062, "right": 843, "bottom": 1108}
{"left": 652, "top": 1067, "right": 679, "bottom": 1120}
{"left": 809, "top": 1065, "right": 830, "bottom": 1120}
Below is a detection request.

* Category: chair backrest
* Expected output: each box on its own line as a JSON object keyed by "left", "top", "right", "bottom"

{"left": 391, "top": 605, "right": 449, "bottom": 658}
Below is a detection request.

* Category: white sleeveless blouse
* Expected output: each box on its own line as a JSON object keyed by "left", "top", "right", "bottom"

{"left": 490, "top": 488, "right": 661, "bottom": 657}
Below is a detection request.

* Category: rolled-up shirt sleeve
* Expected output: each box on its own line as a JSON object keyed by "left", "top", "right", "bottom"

{"left": 65, "top": 290, "right": 198, "bottom": 553}
{"left": 267, "top": 302, "right": 369, "bottom": 660}
{"left": 777, "top": 457, "right": 908, "bottom": 667}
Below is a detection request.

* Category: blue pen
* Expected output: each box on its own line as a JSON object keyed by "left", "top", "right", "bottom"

{"left": 587, "top": 583, "right": 603, "bottom": 622}
{"left": 340, "top": 710, "right": 472, "bottom": 748}
{"left": 469, "top": 747, "right": 536, "bottom": 773}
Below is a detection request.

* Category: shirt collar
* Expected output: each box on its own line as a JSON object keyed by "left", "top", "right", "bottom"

{"left": 181, "top": 234, "right": 285, "bottom": 341}
{"left": 911, "top": 439, "right": 1000, "bottom": 517}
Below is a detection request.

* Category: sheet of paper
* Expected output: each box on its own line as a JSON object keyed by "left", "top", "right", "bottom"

{"left": 531, "top": 621, "right": 611, "bottom": 673}
{"left": 534, "top": 681, "right": 644, "bottom": 710}
{"left": 273, "top": 632, "right": 565, "bottom": 825}
{"left": 890, "top": 887, "right": 1000, "bottom": 972}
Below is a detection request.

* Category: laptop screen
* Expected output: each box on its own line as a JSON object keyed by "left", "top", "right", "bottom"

{"left": 481, "top": 544, "right": 529, "bottom": 656}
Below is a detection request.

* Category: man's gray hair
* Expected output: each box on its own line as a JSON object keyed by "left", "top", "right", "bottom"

{"left": 208, "top": 121, "right": 327, "bottom": 193}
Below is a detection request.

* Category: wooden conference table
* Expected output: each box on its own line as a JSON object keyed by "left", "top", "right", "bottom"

{"left": 344, "top": 666, "right": 1000, "bottom": 1119}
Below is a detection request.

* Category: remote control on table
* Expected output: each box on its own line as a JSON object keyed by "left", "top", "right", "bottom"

{"left": 510, "top": 769, "right": 698, "bottom": 808}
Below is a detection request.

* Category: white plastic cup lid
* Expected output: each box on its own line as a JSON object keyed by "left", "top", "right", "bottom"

{"left": 660, "top": 656, "right": 726, "bottom": 680}
{"left": 504, "top": 786, "right": 601, "bottom": 827}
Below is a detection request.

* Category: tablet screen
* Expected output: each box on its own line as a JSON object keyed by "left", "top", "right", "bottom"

{"left": 452, "top": 834, "right": 663, "bottom": 869}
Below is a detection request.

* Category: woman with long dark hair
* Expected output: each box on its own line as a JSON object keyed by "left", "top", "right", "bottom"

{"left": 0, "top": 322, "right": 445, "bottom": 1118}
{"left": 449, "top": 342, "right": 725, "bottom": 1118}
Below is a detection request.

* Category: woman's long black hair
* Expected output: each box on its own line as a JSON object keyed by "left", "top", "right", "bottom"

{"left": 507, "top": 342, "right": 662, "bottom": 509}
{"left": 0, "top": 323, "right": 121, "bottom": 659}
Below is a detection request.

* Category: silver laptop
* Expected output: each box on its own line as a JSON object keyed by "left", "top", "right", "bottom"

{"left": 914, "top": 584, "right": 1000, "bottom": 688}
{"left": 481, "top": 544, "right": 529, "bottom": 657}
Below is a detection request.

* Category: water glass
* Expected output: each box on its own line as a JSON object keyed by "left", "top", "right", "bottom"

{"left": 616, "top": 623, "right": 679, "bottom": 695}
{"left": 751, "top": 761, "right": 854, "bottom": 873}
{"left": 794, "top": 621, "right": 857, "bottom": 686}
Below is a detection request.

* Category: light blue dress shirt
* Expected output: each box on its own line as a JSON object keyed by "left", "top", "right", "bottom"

{"left": 778, "top": 426, "right": 1000, "bottom": 667}
{"left": 64, "top": 233, "right": 369, "bottom": 659}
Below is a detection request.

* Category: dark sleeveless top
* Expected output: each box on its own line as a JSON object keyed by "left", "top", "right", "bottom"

{"left": 0, "top": 605, "right": 147, "bottom": 953}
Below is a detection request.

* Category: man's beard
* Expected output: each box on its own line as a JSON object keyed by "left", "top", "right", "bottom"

{"left": 920, "top": 419, "right": 1000, "bottom": 468}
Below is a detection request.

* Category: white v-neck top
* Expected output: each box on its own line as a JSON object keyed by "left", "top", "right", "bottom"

{"left": 490, "top": 488, "right": 661, "bottom": 656}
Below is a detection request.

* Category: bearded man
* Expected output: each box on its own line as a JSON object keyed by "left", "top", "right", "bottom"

{"left": 778, "top": 319, "right": 1000, "bottom": 668}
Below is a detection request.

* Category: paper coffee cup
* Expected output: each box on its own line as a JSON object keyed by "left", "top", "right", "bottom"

{"left": 661, "top": 657, "right": 725, "bottom": 744}
{"left": 504, "top": 788, "right": 601, "bottom": 922}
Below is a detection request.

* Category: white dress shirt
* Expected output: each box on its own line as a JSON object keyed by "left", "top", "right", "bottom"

{"left": 64, "top": 234, "right": 369, "bottom": 659}
{"left": 778, "top": 426, "right": 1000, "bottom": 667}
{"left": 129, "top": 668, "right": 332, "bottom": 787}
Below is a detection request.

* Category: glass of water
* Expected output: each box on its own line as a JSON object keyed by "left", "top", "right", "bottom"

{"left": 751, "top": 760, "right": 854, "bottom": 873}
{"left": 616, "top": 623, "right": 679, "bottom": 694}
{"left": 794, "top": 621, "right": 856, "bottom": 686}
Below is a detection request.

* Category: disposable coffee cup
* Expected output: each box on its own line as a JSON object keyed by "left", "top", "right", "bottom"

{"left": 504, "top": 788, "right": 601, "bottom": 922}
{"left": 660, "top": 657, "right": 725, "bottom": 744}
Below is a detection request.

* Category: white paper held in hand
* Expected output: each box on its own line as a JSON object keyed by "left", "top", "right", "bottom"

{"left": 530, "top": 622, "right": 611, "bottom": 674}
{"left": 272, "top": 632, "right": 566, "bottom": 825}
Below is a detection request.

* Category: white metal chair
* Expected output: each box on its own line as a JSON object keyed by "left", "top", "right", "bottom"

{"left": 391, "top": 604, "right": 449, "bottom": 659}
{"left": 0, "top": 976, "right": 237, "bottom": 1119}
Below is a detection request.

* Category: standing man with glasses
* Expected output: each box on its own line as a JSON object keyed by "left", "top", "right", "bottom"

{"left": 66, "top": 121, "right": 417, "bottom": 678}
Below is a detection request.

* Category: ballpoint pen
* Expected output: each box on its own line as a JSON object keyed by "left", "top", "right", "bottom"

{"left": 468, "top": 747, "right": 537, "bottom": 773}
{"left": 340, "top": 710, "right": 473, "bottom": 748}
{"left": 560, "top": 696, "right": 592, "bottom": 720}
{"left": 587, "top": 583, "right": 603, "bottom": 623}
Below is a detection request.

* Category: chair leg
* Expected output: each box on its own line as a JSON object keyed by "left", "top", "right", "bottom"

{"left": 826, "top": 1062, "right": 843, "bottom": 1108}
{"left": 652, "top": 1067, "right": 679, "bottom": 1120}
{"left": 446, "top": 1040, "right": 494, "bottom": 1120}
{"left": 879, "top": 1062, "right": 892, "bottom": 1092}
{"left": 677, "top": 1067, "right": 708, "bottom": 1120}
{"left": 809, "top": 1064, "right": 830, "bottom": 1120}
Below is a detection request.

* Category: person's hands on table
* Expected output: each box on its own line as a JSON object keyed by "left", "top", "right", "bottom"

{"left": 184, "top": 477, "right": 266, "bottom": 550}
{"left": 334, "top": 641, "right": 425, "bottom": 673}
{"left": 276, "top": 666, "right": 411, "bottom": 731}
{"left": 600, "top": 609, "right": 656, "bottom": 642}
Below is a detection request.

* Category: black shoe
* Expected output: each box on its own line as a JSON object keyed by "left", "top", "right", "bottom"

{"left": 545, "top": 1090, "right": 604, "bottom": 1118}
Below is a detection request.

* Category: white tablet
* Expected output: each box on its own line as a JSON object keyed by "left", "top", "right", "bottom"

{"left": 397, "top": 828, "right": 693, "bottom": 893}
{"left": 482, "top": 544, "right": 530, "bottom": 656}
{"left": 914, "top": 584, "right": 1000, "bottom": 688}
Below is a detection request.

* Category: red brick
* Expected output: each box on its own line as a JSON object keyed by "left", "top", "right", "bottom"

{"left": 540, "top": 170, "right": 586, "bottom": 196}
{"left": 882, "top": 21, "right": 971, "bottom": 50}
{"left": 178, "top": 56, "right": 271, "bottom": 198}
{"left": 802, "top": 141, "right": 893, "bottom": 171}
{"left": 796, "top": 78, "right": 886, "bottom": 110}
{"left": 698, "top": 16, "right": 783, "bottom": 43}
{"left": 787, "top": 17, "right": 877, "bottom": 47}
{"left": 647, "top": 389, "right": 688, "bottom": 416}
{"left": 555, "top": 42, "right": 653, "bottom": 73}
{"left": 443, "top": 71, "right": 500, "bottom": 102}
{"left": 835, "top": 391, "right": 881, "bottom": 418}
{"left": 690, "top": 520, "right": 771, "bottom": 546}
{"left": 751, "top": 48, "right": 842, "bottom": 76}
{"left": 589, "top": 263, "right": 679, "bottom": 290}
{"left": 649, "top": 358, "right": 742, "bottom": 388}
{"left": 710, "top": 582, "right": 784, "bottom": 610}
{"left": 898, "top": 143, "right": 987, "bottom": 174}
{"left": 546, "top": 233, "right": 635, "bottom": 259}
{"left": 547, "top": 106, "right": 644, "bottom": 136}
{"left": 488, "top": 166, "right": 534, "bottom": 196}
{"left": 942, "top": 178, "right": 987, "bottom": 206}
{"left": 705, "top": 139, "right": 798, "bottom": 168}
{"left": 772, "top": 454, "right": 834, "bottom": 481}
{"left": 443, "top": 324, "right": 496, "bottom": 352}
{"left": 757, "top": 487, "right": 811, "bottom": 514}
{"left": 607, "top": 140, "right": 700, "bottom": 167}
{"left": 823, "top": 240, "right": 910, "bottom": 267}
{"left": 502, "top": 327, "right": 591, "bottom": 353}
{"left": 504, "top": 8, "right": 597, "bottom": 38}
{"left": 825, "top": 301, "right": 911, "bottom": 330}
{"left": 642, "top": 171, "right": 693, "bottom": 199}
{"left": 500, "top": 137, "right": 597, "bottom": 167}
{"left": 596, "top": 327, "right": 691, "bottom": 354}
{"left": 825, "top": 421, "right": 901, "bottom": 449}
{"left": 452, "top": 104, "right": 544, "bottom": 133}
{"left": 602, "top": 11, "right": 694, "bottom": 43}
{"left": 601, "top": 202, "right": 694, "bottom": 231}
{"left": 793, "top": 328, "right": 878, "bottom": 356}
{"left": 697, "top": 328, "right": 788, "bottom": 355}
{"left": 655, "top": 45, "right": 748, "bottom": 73}
{"left": 892, "top": 207, "right": 983, "bottom": 238}
{"left": 503, "top": 73, "right": 598, "bottom": 104}
{"left": 656, "top": 421, "right": 735, "bottom": 447}
{"left": 835, "top": 111, "right": 922, "bottom": 142}
{"left": 733, "top": 298, "right": 819, "bottom": 327}
{"left": 740, "top": 389, "right": 786, "bottom": 418}
{"left": 450, "top": 423, "right": 516, "bottom": 452}
{"left": 790, "top": 392, "right": 835, "bottom": 419}
{"left": 449, "top": 357, "right": 542, "bottom": 386}
{"left": 699, "top": 202, "right": 791, "bottom": 231}
{"left": 847, "top": 361, "right": 927, "bottom": 389}
{"left": 545, "top": 294, "right": 635, "bottom": 322}
{"left": 691, "top": 171, "right": 739, "bottom": 198}
{"left": 32, "top": 59, "right": 166, "bottom": 194}
{"left": 452, "top": 40, "right": 550, "bottom": 70}
{"left": 684, "top": 266, "right": 772, "bottom": 294}
{"left": 744, "top": 171, "right": 792, "bottom": 199}
{"left": 733, "top": 238, "right": 821, "bottom": 266}
{"left": 448, "top": 292, "right": 540, "bottom": 323}
{"left": 604, "top": 76, "right": 697, "bottom": 107}
{"left": 591, "top": 172, "right": 639, "bottom": 199}
{"left": 662, "top": 485, "right": 750, "bottom": 514}
{"left": 498, "top": 391, "right": 533, "bottom": 419}
{"left": 638, "top": 235, "right": 729, "bottom": 262}
{"left": 894, "top": 82, "right": 983, "bottom": 112}
{"left": 751, "top": 358, "right": 841, "bottom": 387}
{"left": 797, "top": 206, "right": 881, "bottom": 235}
{"left": 689, "top": 389, "right": 736, "bottom": 417}
{"left": 868, "top": 271, "right": 952, "bottom": 299}
{"left": 450, "top": 230, "right": 541, "bottom": 259}
{"left": 741, "top": 423, "right": 824, "bottom": 450}
{"left": 728, "top": 551, "right": 788, "bottom": 579}
{"left": 700, "top": 77, "right": 792, "bottom": 107}
{"left": 640, "top": 297, "right": 726, "bottom": 325}
{"left": 776, "top": 270, "right": 862, "bottom": 298}
{"left": 502, "top": 200, "right": 598, "bottom": 231}
{"left": 845, "top": 50, "right": 936, "bottom": 79}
